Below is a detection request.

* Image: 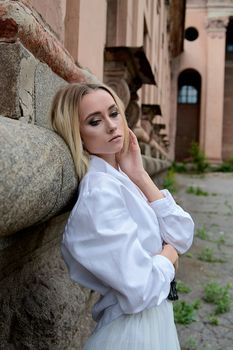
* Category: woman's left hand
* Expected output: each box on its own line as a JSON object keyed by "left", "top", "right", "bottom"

{"left": 117, "top": 129, "right": 164, "bottom": 202}
{"left": 116, "top": 129, "right": 146, "bottom": 182}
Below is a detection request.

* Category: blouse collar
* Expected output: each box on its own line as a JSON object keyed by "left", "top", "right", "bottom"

{"left": 89, "top": 155, "right": 147, "bottom": 201}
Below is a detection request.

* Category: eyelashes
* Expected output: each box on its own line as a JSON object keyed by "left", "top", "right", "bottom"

{"left": 88, "top": 110, "right": 120, "bottom": 126}
{"left": 89, "top": 120, "right": 101, "bottom": 126}
{"left": 110, "top": 111, "right": 119, "bottom": 118}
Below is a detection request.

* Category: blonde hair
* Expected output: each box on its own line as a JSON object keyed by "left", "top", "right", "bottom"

{"left": 49, "top": 83, "right": 129, "bottom": 181}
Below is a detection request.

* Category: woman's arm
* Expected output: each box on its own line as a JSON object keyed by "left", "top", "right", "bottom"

{"left": 117, "top": 129, "right": 194, "bottom": 254}
{"left": 63, "top": 176, "right": 176, "bottom": 314}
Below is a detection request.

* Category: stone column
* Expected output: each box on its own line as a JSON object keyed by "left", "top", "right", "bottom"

{"left": 204, "top": 17, "right": 229, "bottom": 163}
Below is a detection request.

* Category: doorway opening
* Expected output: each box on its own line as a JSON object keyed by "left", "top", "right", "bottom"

{"left": 175, "top": 69, "right": 201, "bottom": 161}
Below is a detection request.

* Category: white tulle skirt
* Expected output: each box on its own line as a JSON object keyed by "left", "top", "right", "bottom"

{"left": 83, "top": 300, "right": 180, "bottom": 350}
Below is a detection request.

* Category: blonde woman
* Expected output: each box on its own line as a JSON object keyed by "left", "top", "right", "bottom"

{"left": 50, "top": 83, "right": 194, "bottom": 350}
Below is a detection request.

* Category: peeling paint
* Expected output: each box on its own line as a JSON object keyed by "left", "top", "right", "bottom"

{"left": 0, "top": 18, "right": 18, "bottom": 40}
{"left": 0, "top": 1, "right": 95, "bottom": 83}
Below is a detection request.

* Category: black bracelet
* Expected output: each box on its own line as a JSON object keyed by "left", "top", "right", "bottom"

{"left": 167, "top": 278, "right": 179, "bottom": 301}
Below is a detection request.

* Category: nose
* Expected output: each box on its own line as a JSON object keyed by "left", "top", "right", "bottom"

{"left": 106, "top": 118, "right": 117, "bottom": 133}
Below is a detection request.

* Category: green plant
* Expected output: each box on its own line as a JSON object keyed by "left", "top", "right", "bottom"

{"left": 198, "top": 248, "right": 225, "bottom": 263}
{"left": 224, "top": 200, "right": 233, "bottom": 211}
{"left": 215, "top": 156, "right": 233, "bottom": 172}
{"left": 203, "top": 282, "right": 232, "bottom": 315}
{"left": 172, "top": 161, "right": 187, "bottom": 173}
{"left": 183, "top": 337, "right": 198, "bottom": 350}
{"left": 186, "top": 186, "right": 209, "bottom": 196}
{"left": 173, "top": 299, "right": 200, "bottom": 324}
{"left": 208, "top": 314, "right": 219, "bottom": 325}
{"left": 176, "top": 280, "right": 191, "bottom": 294}
{"left": 190, "top": 142, "right": 209, "bottom": 173}
{"left": 163, "top": 168, "right": 176, "bottom": 193}
{"left": 214, "top": 235, "right": 225, "bottom": 245}
{"left": 196, "top": 226, "right": 209, "bottom": 240}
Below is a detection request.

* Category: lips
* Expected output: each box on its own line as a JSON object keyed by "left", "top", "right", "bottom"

{"left": 109, "top": 135, "right": 122, "bottom": 142}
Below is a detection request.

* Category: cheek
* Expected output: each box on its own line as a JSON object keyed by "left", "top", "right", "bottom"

{"left": 80, "top": 129, "right": 90, "bottom": 148}
{"left": 80, "top": 129, "right": 101, "bottom": 152}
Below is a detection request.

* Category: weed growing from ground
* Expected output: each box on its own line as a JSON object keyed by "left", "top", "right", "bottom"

{"left": 186, "top": 186, "right": 209, "bottom": 196}
{"left": 176, "top": 280, "right": 191, "bottom": 294}
{"left": 174, "top": 299, "right": 200, "bottom": 324}
{"left": 208, "top": 314, "right": 219, "bottom": 326}
{"left": 210, "top": 223, "right": 219, "bottom": 228}
{"left": 196, "top": 226, "right": 209, "bottom": 240}
{"left": 214, "top": 235, "right": 225, "bottom": 245}
{"left": 190, "top": 142, "right": 209, "bottom": 173}
{"left": 183, "top": 337, "right": 198, "bottom": 350}
{"left": 198, "top": 248, "right": 225, "bottom": 263}
{"left": 203, "top": 282, "right": 232, "bottom": 315}
{"left": 163, "top": 168, "right": 176, "bottom": 193}
{"left": 183, "top": 336, "right": 222, "bottom": 350}
{"left": 224, "top": 200, "right": 233, "bottom": 216}
{"left": 215, "top": 156, "right": 233, "bottom": 172}
{"left": 172, "top": 161, "right": 188, "bottom": 173}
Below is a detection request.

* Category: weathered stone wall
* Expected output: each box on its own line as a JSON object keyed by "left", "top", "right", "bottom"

{"left": 0, "top": 116, "right": 77, "bottom": 236}
{"left": 0, "top": 39, "right": 98, "bottom": 348}
{"left": 0, "top": 2, "right": 171, "bottom": 349}
{"left": 0, "top": 42, "right": 170, "bottom": 349}
{"left": 0, "top": 213, "right": 97, "bottom": 350}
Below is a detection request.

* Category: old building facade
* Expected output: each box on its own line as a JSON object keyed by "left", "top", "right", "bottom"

{"left": 28, "top": 0, "right": 186, "bottom": 160}
{"left": 5, "top": 0, "right": 230, "bottom": 349}
{"left": 174, "top": 0, "right": 233, "bottom": 163}
{"left": 0, "top": 1, "right": 185, "bottom": 348}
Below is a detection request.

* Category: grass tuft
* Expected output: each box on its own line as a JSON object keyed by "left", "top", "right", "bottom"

{"left": 203, "top": 282, "right": 232, "bottom": 315}
{"left": 163, "top": 168, "right": 176, "bottom": 193}
{"left": 173, "top": 299, "right": 200, "bottom": 324}
{"left": 196, "top": 226, "right": 209, "bottom": 240}
{"left": 198, "top": 248, "right": 225, "bottom": 263}
{"left": 176, "top": 280, "right": 191, "bottom": 294}
{"left": 186, "top": 186, "right": 209, "bottom": 196}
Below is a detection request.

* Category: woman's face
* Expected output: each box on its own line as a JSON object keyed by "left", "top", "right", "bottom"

{"left": 79, "top": 89, "right": 125, "bottom": 167}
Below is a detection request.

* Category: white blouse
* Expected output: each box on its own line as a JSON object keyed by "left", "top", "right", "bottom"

{"left": 61, "top": 155, "right": 194, "bottom": 330}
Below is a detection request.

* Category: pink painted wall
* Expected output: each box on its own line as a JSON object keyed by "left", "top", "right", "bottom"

{"left": 77, "top": 0, "right": 107, "bottom": 81}
{"left": 178, "top": 6, "right": 207, "bottom": 149}
{"left": 174, "top": 1, "right": 233, "bottom": 163}
{"left": 31, "top": 0, "right": 66, "bottom": 42}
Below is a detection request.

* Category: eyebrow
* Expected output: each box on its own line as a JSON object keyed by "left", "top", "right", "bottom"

{"left": 84, "top": 104, "right": 117, "bottom": 121}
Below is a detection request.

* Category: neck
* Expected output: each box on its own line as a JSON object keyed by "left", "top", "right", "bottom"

{"left": 95, "top": 154, "right": 118, "bottom": 169}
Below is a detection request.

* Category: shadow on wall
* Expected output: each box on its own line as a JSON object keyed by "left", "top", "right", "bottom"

{"left": 0, "top": 214, "right": 97, "bottom": 349}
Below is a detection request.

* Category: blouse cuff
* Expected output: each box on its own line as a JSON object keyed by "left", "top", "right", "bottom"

{"left": 149, "top": 189, "right": 177, "bottom": 217}
{"left": 153, "top": 254, "right": 175, "bottom": 281}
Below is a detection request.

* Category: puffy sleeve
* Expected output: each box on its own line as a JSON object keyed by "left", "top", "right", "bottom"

{"left": 63, "top": 177, "right": 175, "bottom": 314}
{"left": 149, "top": 189, "right": 194, "bottom": 254}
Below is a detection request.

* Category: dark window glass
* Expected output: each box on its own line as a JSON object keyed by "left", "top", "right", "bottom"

{"left": 226, "top": 44, "right": 233, "bottom": 53}
{"left": 178, "top": 85, "right": 198, "bottom": 104}
{"left": 185, "top": 27, "right": 199, "bottom": 41}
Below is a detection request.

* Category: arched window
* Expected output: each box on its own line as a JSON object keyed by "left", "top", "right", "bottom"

{"left": 178, "top": 85, "right": 198, "bottom": 104}
{"left": 226, "top": 19, "right": 233, "bottom": 58}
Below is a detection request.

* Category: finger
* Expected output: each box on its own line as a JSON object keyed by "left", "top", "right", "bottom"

{"left": 129, "top": 129, "right": 140, "bottom": 147}
{"left": 129, "top": 129, "right": 137, "bottom": 141}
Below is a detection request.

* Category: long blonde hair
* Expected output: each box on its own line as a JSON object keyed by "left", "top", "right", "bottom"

{"left": 49, "top": 83, "right": 129, "bottom": 180}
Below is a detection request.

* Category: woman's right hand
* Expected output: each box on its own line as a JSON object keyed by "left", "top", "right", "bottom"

{"left": 159, "top": 244, "right": 179, "bottom": 268}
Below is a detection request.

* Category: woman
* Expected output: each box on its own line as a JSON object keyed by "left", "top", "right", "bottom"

{"left": 50, "top": 83, "right": 194, "bottom": 350}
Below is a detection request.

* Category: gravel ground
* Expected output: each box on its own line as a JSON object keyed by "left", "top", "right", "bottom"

{"left": 174, "top": 172, "right": 233, "bottom": 350}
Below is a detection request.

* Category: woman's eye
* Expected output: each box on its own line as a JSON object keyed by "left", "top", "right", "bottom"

{"left": 89, "top": 120, "right": 101, "bottom": 126}
{"left": 110, "top": 111, "right": 119, "bottom": 118}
